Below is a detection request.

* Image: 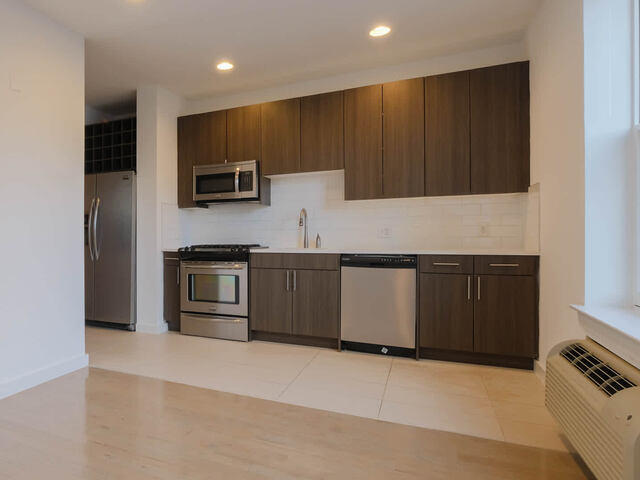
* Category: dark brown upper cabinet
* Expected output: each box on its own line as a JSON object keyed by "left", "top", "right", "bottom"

{"left": 300, "top": 91, "right": 344, "bottom": 173}
{"left": 261, "top": 98, "right": 301, "bottom": 175}
{"left": 344, "top": 85, "right": 383, "bottom": 200}
{"left": 470, "top": 62, "right": 530, "bottom": 194}
{"left": 227, "top": 104, "right": 261, "bottom": 164}
{"left": 177, "top": 111, "right": 227, "bottom": 208}
{"left": 425, "top": 71, "right": 470, "bottom": 196}
{"left": 382, "top": 78, "right": 425, "bottom": 198}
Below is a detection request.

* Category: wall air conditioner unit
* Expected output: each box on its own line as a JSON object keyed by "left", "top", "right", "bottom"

{"left": 546, "top": 339, "right": 640, "bottom": 480}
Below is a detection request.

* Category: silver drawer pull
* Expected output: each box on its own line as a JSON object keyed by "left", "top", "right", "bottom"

{"left": 489, "top": 263, "right": 520, "bottom": 267}
{"left": 433, "top": 262, "right": 460, "bottom": 266}
{"left": 164, "top": 257, "right": 180, "bottom": 261}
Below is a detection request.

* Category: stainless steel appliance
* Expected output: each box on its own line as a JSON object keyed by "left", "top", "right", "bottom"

{"left": 193, "top": 160, "right": 270, "bottom": 204}
{"left": 178, "top": 244, "right": 261, "bottom": 341}
{"left": 85, "top": 171, "right": 136, "bottom": 330}
{"left": 340, "top": 254, "right": 417, "bottom": 355}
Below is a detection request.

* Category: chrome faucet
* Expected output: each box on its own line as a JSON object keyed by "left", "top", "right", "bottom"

{"left": 298, "top": 208, "right": 308, "bottom": 248}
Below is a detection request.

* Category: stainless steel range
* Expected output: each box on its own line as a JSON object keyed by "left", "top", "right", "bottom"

{"left": 178, "top": 244, "right": 261, "bottom": 341}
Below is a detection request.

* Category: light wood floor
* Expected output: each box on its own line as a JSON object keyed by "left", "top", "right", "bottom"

{"left": 0, "top": 368, "right": 592, "bottom": 480}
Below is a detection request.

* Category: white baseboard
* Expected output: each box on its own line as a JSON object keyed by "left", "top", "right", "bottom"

{"left": 533, "top": 359, "right": 546, "bottom": 385}
{"left": 136, "top": 321, "right": 168, "bottom": 334}
{"left": 0, "top": 353, "right": 89, "bottom": 400}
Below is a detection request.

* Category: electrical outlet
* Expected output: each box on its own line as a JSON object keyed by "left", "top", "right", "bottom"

{"left": 479, "top": 223, "right": 489, "bottom": 237}
{"left": 377, "top": 227, "right": 393, "bottom": 238}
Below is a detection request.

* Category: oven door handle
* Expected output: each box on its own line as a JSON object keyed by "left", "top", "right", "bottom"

{"left": 181, "top": 263, "right": 246, "bottom": 270}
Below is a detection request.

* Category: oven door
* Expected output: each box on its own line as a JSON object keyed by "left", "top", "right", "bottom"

{"left": 180, "top": 261, "right": 248, "bottom": 317}
{"left": 193, "top": 162, "right": 258, "bottom": 202}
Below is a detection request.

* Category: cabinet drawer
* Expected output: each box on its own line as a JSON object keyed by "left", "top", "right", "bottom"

{"left": 420, "top": 255, "right": 473, "bottom": 274}
{"left": 163, "top": 251, "right": 180, "bottom": 265}
{"left": 474, "top": 256, "right": 538, "bottom": 276}
{"left": 250, "top": 253, "right": 339, "bottom": 270}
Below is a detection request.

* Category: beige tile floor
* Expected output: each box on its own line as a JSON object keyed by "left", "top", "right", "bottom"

{"left": 86, "top": 327, "right": 570, "bottom": 452}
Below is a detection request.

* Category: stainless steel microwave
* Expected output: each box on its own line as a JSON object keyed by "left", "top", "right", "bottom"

{"left": 193, "top": 160, "right": 270, "bottom": 204}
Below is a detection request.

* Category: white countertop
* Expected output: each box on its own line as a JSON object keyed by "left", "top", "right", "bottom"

{"left": 250, "top": 247, "right": 539, "bottom": 256}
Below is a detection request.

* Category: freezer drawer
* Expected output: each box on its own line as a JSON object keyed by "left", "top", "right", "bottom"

{"left": 340, "top": 266, "right": 416, "bottom": 349}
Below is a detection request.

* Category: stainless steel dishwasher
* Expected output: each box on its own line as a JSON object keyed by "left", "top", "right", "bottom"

{"left": 340, "top": 254, "right": 417, "bottom": 356}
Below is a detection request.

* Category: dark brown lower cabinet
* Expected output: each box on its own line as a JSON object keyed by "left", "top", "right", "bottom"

{"left": 250, "top": 268, "right": 292, "bottom": 334}
{"left": 250, "top": 265, "right": 339, "bottom": 346}
{"left": 163, "top": 253, "right": 181, "bottom": 331}
{"left": 419, "top": 255, "right": 538, "bottom": 369}
{"left": 473, "top": 274, "right": 537, "bottom": 358}
{"left": 292, "top": 270, "right": 339, "bottom": 338}
{"left": 419, "top": 273, "right": 473, "bottom": 352}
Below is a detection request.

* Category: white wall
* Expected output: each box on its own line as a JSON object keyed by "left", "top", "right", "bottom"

{"left": 0, "top": 0, "right": 87, "bottom": 398}
{"left": 583, "top": 0, "right": 636, "bottom": 307}
{"left": 136, "top": 85, "right": 182, "bottom": 333}
{"left": 163, "top": 171, "right": 535, "bottom": 252}
{"left": 526, "top": 0, "right": 586, "bottom": 366}
{"left": 184, "top": 42, "right": 527, "bottom": 115}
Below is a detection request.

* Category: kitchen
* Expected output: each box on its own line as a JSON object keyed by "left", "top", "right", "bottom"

{"left": 4, "top": 0, "right": 637, "bottom": 478}
{"left": 85, "top": 57, "right": 547, "bottom": 442}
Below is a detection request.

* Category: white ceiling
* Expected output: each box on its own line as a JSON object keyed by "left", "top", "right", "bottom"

{"left": 24, "top": 0, "right": 540, "bottom": 112}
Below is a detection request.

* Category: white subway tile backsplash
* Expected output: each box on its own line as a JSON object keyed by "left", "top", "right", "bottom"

{"left": 162, "top": 170, "right": 538, "bottom": 252}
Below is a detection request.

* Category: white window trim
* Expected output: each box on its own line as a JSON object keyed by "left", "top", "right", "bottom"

{"left": 635, "top": 0, "right": 640, "bottom": 307}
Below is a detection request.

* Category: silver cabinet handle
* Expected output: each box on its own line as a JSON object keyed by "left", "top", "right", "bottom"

{"left": 293, "top": 270, "right": 297, "bottom": 291}
{"left": 489, "top": 263, "right": 519, "bottom": 267}
{"left": 93, "top": 197, "right": 101, "bottom": 260}
{"left": 286, "top": 270, "right": 290, "bottom": 291}
{"left": 87, "top": 197, "right": 96, "bottom": 261}
{"left": 177, "top": 265, "right": 180, "bottom": 285}
{"left": 477, "top": 276, "right": 481, "bottom": 301}
{"left": 164, "top": 257, "right": 180, "bottom": 261}
{"left": 467, "top": 276, "right": 471, "bottom": 300}
{"left": 433, "top": 262, "right": 460, "bottom": 266}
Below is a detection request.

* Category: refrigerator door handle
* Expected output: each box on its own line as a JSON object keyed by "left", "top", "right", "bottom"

{"left": 88, "top": 197, "right": 96, "bottom": 261}
{"left": 93, "top": 196, "right": 101, "bottom": 260}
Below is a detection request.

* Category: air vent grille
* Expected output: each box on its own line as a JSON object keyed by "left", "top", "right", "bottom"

{"left": 560, "top": 343, "right": 636, "bottom": 397}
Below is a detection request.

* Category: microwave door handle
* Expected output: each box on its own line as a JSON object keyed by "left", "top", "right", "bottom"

{"left": 234, "top": 168, "right": 240, "bottom": 193}
{"left": 87, "top": 197, "right": 96, "bottom": 261}
{"left": 93, "top": 196, "right": 101, "bottom": 260}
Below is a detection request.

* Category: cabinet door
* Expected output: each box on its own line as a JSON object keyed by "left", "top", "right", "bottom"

{"left": 261, "top": 98, "right": 300, "bottom": 175}
{"left": 250, "top": 268, "right": 292, "bottom": 334}
{"left": 292, "top": 270, "right": 339, "bottom": 338}
{"left": 425, "top": 71, "right": 470, "bottom": 196}
{"left": 163, "top": 257, "right": 181, "bottom": 331}
{"left": 474, "top": 275, "right": 537, "bottom": 357}
{"left": 382, "top": 78, "right": 425, "bottom": 198}
{"left": 227, "top": 104, "right": 261, "bottom": 163}
{"left": 420, "top": 274, "right": 473, "bottom": 352}
{"left": 177, "top": 111, "right": 227, "bottom": 208}
{"left": 344, "top": 85, "right": 383, "bottom": 200}
{"left": 470, "top": 62, "right": 530, "bottom": 194}
{"left": 300, "top": 91, "right": 344, "bottom": 172}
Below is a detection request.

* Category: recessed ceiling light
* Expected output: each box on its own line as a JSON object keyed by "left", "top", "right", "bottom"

{"left": 369, "top": 25, "right": 391, "bottom": 37}
{"left": 216, "top": 61, "right": 234, "bottom": 71}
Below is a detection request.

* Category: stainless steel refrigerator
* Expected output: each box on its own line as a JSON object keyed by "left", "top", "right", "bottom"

{"left": 85, "top": 171, "right": 136, "bottom": 330}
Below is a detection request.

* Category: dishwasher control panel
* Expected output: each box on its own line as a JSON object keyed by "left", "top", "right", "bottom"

{"left": 341, "top": 254, "right": 417, "bottom": 268}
